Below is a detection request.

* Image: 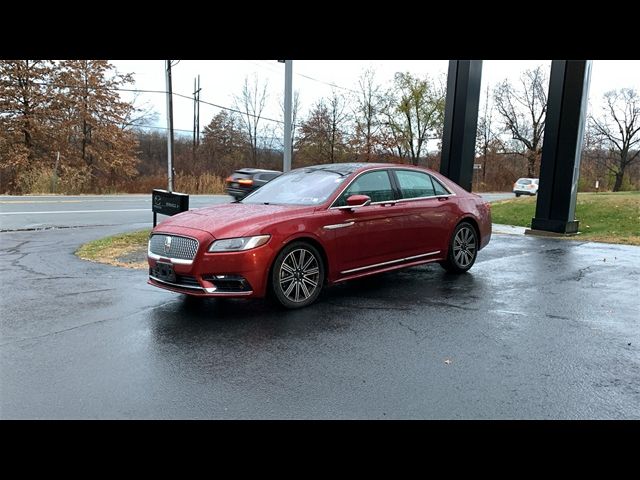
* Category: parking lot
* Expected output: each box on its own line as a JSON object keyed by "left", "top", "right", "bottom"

{"left": 1, "top": 198, "right": 638, "bottom": 418}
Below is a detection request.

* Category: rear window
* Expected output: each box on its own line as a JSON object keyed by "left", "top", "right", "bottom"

{"left": 262, "top": 173, "right": 281, "bottom": 181}
{"left": 517, "top": 179, "right": 532, "bottom": 185}
{"left": 232, "top": 172, "right": 253, "bottom": 180}
{"left": 431, "top": 176, "right": 450, "bottom": 196}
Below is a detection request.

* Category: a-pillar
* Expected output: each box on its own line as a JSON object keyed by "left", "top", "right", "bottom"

{"left": 530, "top": 60, "right": 592, "bottom": 234}
{"left": 440, "top": 60, "right": 483, "bottom": 192}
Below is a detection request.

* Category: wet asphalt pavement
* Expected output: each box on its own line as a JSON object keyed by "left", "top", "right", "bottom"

{"left": 1, "top": 216, "right": 639, "bottom": 419}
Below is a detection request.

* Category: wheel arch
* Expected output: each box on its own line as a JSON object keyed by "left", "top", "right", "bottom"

{"left": 266, "top": 236, "right": 330, "bottom": 293}
{"left": 457, "top": 216, "right": 481, "bottom": 246}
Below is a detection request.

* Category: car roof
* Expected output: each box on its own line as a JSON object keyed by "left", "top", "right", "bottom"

{"left": 235, "top": 168, "right": 282, "bottom": 174}
{"left": 298, "top": 162, "right": 405, "bottom": 176}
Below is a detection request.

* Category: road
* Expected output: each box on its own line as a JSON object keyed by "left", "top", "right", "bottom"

{"left": 3, "top": 191, "right": 638, "bottom": 419}
{"left": 0, "top": 194, "right": 233, "bottom": 231}
{"left": 0, "top": 193, "right": 513, "bottom": 232}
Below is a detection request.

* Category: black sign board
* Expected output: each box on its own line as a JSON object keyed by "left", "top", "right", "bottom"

{"left": 152, "top": 189, "right": 189, "bottom": 225}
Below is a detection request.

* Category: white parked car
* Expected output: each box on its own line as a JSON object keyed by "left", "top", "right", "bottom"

{"left": 513, "top": 178, "right": 539, "bottom": 197}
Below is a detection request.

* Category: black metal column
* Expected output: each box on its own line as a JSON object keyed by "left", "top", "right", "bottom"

{"left": 440, "top": 60, "right": 483, "bottom": 192}
{"left": 531, "top": 60, "right": 592, "bottom": 234}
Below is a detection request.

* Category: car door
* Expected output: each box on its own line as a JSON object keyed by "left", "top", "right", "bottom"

{"left": 390, "top": 169, "right": 455, "bottom": 257}
{"left": 328, "top": 169, "right": 406, "bottom": 275}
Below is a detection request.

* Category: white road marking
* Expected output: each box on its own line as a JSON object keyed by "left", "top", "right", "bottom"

{"left": 0, "top": 209, "right": 149, "bottom": 215}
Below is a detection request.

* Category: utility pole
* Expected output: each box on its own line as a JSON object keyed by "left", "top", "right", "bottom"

{"left": 193, "top": 75, "right": 201, "bottom": 163}
{"left": 165, "top": 60, "right": 175, "bottom": 191}
{"left": 280, "top": 60, "right": 293, "bottom": 172}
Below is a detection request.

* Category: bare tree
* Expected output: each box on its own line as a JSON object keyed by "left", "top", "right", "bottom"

{"left": 120, "top": 91, "right": 159, "bottom": 131}
{"left": 354, "top": 69, "right": 384, "bottom": 161}
{"left": 476, "top": 85, "right": 500, "bottom": 183}
{"left": 384, "top": 72, "right": 445, "bottom": 166}
{"left": 494, "top": 65, "right": 548, "bottom": 178}
{"left": 234, "top": 74, "right": 268, "bottom": 167}
{"left": 327, "top": 89, "right": 350, "bottom": 163}
{"left": 590, "top": 88, "right": 640, "bottom": 191}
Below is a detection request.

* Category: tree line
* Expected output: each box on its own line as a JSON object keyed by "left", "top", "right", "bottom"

{"left": 1, "top": 60, "right": 638, "bottom": 194}
{"left": 0, "top": 60, "right": 145, "bottom": 194}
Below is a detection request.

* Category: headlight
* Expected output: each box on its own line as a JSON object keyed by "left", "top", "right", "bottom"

{"left": 208, "top": 235, "right": 270, "bottom": 252}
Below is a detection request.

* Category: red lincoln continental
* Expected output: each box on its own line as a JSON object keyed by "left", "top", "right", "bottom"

{"left": 148, "top": 163, "right": 491, "bottom": 308}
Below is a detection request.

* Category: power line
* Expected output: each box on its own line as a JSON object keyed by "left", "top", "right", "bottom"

{"left": 28, "top": 81, "right": 287, "bottom": 125}
{"left": 171, "top": 91, "right": 285, "bottom": 125}
{"left": 250, "top": 60, "right": 358, "bottom": 94}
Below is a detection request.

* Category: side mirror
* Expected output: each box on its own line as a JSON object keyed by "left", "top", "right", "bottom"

{"left": 336, "top": 194, "right": 371, "bottom": 210}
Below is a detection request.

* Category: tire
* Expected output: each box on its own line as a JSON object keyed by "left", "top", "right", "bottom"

{"left": 270, "top": 241, "right": 324, "bottom": 309}
{"left": 515, "top": 193, "right": 521, "bottom": 197}
{"left": 439, "top": 221, "right": 479, "bottom": 274}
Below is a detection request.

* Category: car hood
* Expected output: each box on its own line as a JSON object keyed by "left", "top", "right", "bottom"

{"left": 156, "top": 203, "right": 315, "bottom": 238}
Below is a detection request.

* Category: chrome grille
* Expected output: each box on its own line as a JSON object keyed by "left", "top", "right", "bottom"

{"left": 149, "top": 234, "right": 199, "bottom": 260}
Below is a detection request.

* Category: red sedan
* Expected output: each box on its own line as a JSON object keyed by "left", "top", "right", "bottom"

{"left": 148, "top": 163, "right": 491, "bottom": 308}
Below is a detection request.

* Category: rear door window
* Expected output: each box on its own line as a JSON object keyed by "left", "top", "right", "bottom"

{"left": 395, "top": 170, "right": 436, "bottom": 199}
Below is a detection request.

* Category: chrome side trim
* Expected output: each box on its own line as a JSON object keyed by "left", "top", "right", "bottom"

{"left": 340, "top": 251, "right": 441, "bottom": 275}
{"left": 149, "top": 275, "right": 204, "bottom": 290}
{"left": 323, "top": 221, "right": 355, "bottom": 230}
{"left": 395, "top": 193, "right": 457, "bottom": 203}
{"left": 147, "top": 250, "right": 194, "bottom": 265}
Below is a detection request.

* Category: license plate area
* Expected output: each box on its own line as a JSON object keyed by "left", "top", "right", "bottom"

{"left": 153, "top": 262, "right": 176, "bottom": 283}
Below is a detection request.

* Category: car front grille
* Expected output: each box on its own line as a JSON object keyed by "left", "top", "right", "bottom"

{"left": 149, "top": 268, "right": 200, "bottom": 289}
{"left": 149, "top": 234, "right": 199, "bottom": 261}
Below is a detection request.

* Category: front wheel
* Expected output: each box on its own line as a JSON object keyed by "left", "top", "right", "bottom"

{"left": 440, "top": 222, "right": 478, "bottom": 274}
{"left": 515, "top": 193, "right": 521, "bottom": 197}
{"left": 271, "top": 241, "right": 324, "bottom": 309}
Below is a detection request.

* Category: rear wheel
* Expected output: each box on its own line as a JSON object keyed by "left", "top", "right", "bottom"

{"left": 440, "top": 222, "right": 478, "bottom": 274}
{"left": 271, "top": 241, "right": 324, "bottom": 309}
{"left": 515, "top": 193, "right": 521, "bottom": 197}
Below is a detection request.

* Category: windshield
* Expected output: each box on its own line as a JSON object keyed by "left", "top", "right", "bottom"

{"left": 517, "top": 179, "right": 532, "bottom": 185}
{"left": 241, "top": 168, "right": 347, "bottom": 205}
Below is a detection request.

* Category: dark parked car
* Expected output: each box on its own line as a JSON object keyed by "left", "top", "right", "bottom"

{"left": 148, "top": 163, "right": 492, "bottom": 309}
{"left": 225, "top": 168, "right": 281, "bottom": 200}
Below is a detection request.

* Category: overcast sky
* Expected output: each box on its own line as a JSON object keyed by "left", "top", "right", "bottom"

{"left": 110, "top": 60, "right": 640, "bottom": 140}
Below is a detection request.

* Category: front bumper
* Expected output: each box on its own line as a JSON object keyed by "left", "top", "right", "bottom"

{"left": 147, "top": 227, "right": 275, "bottom": 298}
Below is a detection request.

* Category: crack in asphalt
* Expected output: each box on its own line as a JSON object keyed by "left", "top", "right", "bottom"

{"left": 397, "top": 320, "right": 420, "bottom": 338}
{"left": 57, "top": 288, "right": 117, "bottom": 297}
{"left": 575, "top": 266, "right": 592, "bottom": 281}
{"left": 0, "top": 240, "right": 30, "bottom": 254}
{"left": 324, "top": 301, "right": 413, "bottom": 311}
